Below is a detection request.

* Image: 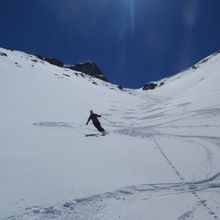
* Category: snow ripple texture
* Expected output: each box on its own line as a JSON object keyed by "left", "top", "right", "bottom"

{"left": 6, "top": 173, "right": 220, "bottom": 220}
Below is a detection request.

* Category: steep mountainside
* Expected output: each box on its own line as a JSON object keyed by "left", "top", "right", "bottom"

{"left": 0, "top": 47, "right": 220, "bottom": 220}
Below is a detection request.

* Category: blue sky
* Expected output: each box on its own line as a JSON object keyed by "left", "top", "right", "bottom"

{"left": 1, "top": 0, "right": 220, "bottom": 88}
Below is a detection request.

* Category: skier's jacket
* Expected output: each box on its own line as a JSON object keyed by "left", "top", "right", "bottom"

{"left": 86, "top": 113, "right": 101, "bottom": 125}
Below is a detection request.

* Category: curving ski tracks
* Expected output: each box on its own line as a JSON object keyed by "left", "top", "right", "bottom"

{"left": 152, "top": 136, "right": 219, "bottom": 220}
{"left": 6, "top": 172, "right": 220, "bottom": 220}
{"left": 17, "top": 98, "right": 220, "bottom": 220}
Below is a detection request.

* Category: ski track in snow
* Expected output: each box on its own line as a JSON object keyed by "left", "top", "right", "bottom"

{"left": 6, "top": 173, "right": 220, "bottom": 220}
{"left": 152, "top": 136, "right": 219, "bottom": 220}
{"left": 17, "top": 100, "right": 220, "bottom": 220}
{"left": 107, "top": 100, "right": 220, "bottom": 219}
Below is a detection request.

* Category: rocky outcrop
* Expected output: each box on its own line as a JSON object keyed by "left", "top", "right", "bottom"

{"left": 0, "top": 52, "right": 7, "bottom": 57}
{"left": 159, "top": 82, "right": 165, "bottom": 87}
{"left": 37, "top": 56, "right": 64, "bottom": 67}
{"left": 36, "top": 55, "right": 108, "bottom": 82}
{"left": 67, "top": 61, "right": 109, "bottom": 82}
{"left": 142, "top": 81, "right": 165, "bottom": 90}
{"left": 143, "top": 82, "right": 158, "bottom": 90}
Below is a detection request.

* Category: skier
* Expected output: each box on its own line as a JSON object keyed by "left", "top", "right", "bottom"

{"left": 86, "top": 110, "right": 105, "bottom": 135}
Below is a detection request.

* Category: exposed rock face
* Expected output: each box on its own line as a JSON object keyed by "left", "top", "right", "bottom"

{"left": 143, "top": 82, "right": 158, "bottom": 90}
{"left": 118, "top": 85, "right": 123, "bottom": 90}
{"left": 0, "top": 52, "right": 7, "bottom": 57}
{"left": 67, "top": 61, "right": 109, "bottom": 82}
{"left": 37, "top": 56, "right": 64, "bottom": 67}
{"left": 159, "top": 82, "right": 165, "bottom": 87}
{"left": 36, "top": 56, "right": 108, "bottom": 82}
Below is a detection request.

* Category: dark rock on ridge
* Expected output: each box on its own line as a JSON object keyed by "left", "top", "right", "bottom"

{"left": 37, "top": 55, "right": 108, "bottom": 82}
{"left": 67, "top": 61, "right": 109, "bottom": 82}
{"left": 143, "top": 82, "right": 158, "bottom": 90}
{"left": 0, "top": 52, "right": 7, "bottom": 57}
{"left": 37, "top": 55, "right": 64, "bottom": 67}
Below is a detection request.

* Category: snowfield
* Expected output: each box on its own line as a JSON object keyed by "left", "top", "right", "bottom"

{"left": 0, "top": 47, "right": 220, "bottom": 220}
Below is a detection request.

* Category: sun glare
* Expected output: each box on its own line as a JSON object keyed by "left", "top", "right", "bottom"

{"left": 121, "top": 0, "right": 135, "bottom": 34}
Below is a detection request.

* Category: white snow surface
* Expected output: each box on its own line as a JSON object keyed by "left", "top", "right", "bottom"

{"left": 0, "top": 48, "right": 220, "bottom": 220}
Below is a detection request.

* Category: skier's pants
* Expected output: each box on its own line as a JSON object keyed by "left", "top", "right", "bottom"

{"left": 93, "top": 122, "right": 105, "bottom": 132}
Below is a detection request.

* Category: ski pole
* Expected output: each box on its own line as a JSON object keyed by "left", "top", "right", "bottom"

{"left": 101, "top": 116, "right": 116, "bottom": 124}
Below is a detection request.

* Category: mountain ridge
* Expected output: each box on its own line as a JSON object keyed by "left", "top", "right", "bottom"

{"left": 0, "top": 46, "right": 109, "bottom": 83}
{"left": 1, "top": 46, "right": 220, "bottom": 91}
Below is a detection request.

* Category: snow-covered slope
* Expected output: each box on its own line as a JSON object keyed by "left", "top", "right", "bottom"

{"left": 146, "top": 50, "right": 220, "bottom": 100}
{"left": 1, "top": 47, "right": 220, "bottom": 220}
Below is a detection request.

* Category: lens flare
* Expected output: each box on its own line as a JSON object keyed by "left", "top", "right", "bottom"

{"left": 121, "top": 0, "right": 136, "bottom": 35}
{"left": 128, "top": 0, "right": 135, "bottom": 34}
